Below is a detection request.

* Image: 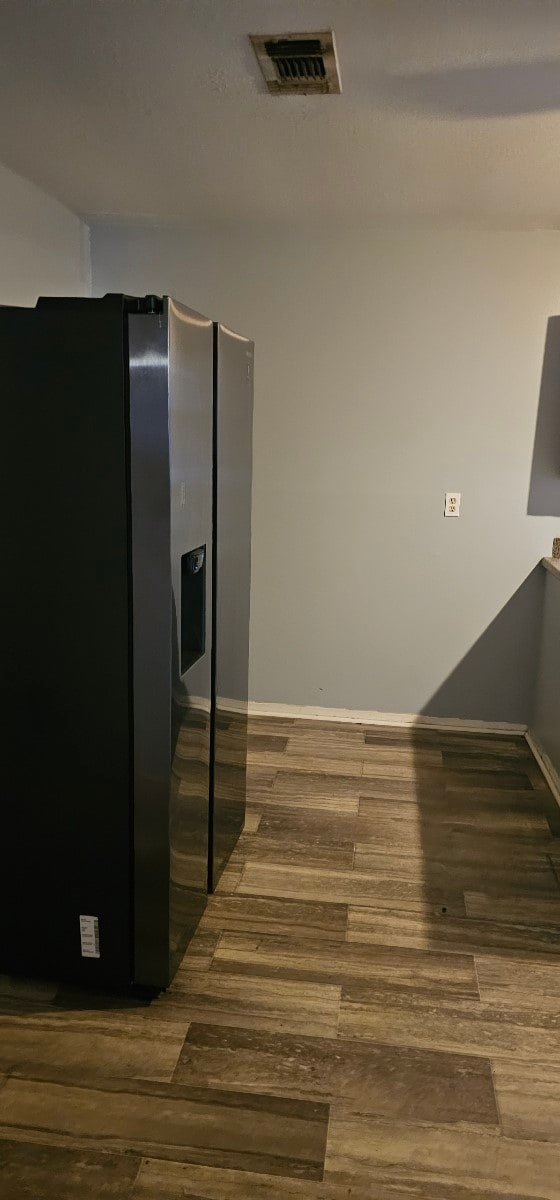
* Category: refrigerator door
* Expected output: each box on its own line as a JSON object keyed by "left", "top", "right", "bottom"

{"left": 210, "top": 323, "right": 254, "bottom": 890}
{"left": 130, "top": 298, "right": 213, "bottom": 988}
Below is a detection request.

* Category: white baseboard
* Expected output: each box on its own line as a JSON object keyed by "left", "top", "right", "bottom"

{"left": 526, "top": 730, "right": 560, "bottom": 809}
{"left": 247, "top": 699, "right": 527, "bottom": 736}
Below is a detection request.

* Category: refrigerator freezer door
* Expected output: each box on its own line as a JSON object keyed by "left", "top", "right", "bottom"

{"left": 211, "top": 324, "right": 254, "bottom": 890}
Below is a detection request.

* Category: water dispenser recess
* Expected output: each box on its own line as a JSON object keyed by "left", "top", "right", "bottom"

{"left": 180, "top": 545, "right": 206, "bottom": 673}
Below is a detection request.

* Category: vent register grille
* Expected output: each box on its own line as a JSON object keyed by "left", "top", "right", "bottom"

{"left": 272, "top": 39, "right": 325, "bottom": 84}
{"left": 250, "top": 31, "right": 341, "bottom": 95}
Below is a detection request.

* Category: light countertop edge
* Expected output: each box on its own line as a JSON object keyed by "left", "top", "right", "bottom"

{"left": 542, "top": 556, "right": 560, "bottom": 580}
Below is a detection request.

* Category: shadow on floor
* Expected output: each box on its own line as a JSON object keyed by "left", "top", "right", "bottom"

{"left": 403, "top": 566, "right": 560, "bottom": 930}
{"left": 0, "top": 978, "right": 152, "bottom": 1017}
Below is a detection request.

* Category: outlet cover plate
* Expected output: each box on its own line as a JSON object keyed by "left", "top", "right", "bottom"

{"left": 444, "top": 492, "right": 461, "bottom": 517}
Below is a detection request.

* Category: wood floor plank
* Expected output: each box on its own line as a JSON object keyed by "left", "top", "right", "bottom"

{"left": 235, "top": 833, "right": 356, "bottom": 870}
{"left": 243, "top": 810, "right": 263, "bottom": 833}
{"left": 246, "top": 765, "right": 277, "bottom": 790}
{"left": 256, "top": 793, "right": 360, "bottom": 816}
{"left": 361, "top": 745, "right": 442, "bottom": 770}
{"left": 363, "top": 730, "right": 527, "bottom": 754}
{"left": 0, "top": 1077, "right": 329, "bottom": 1180}
{"left": 441, "top": 796, "right": 553, "bottom": 837}
{"left": 339, "top": 984, "right": 560, "bottom": 1062}
{"left": 214, "top": 862, "right": 245, "bottom": 895}
{"left": 259, "top": 808, "right": 359, "bottom": 840}
{"left": 264, "top": 772, "right": 361, "bottom": 813}
{"left": 168, "top": 967, "right": 341, "bottom": 1038}
{"left": 465, "top": 891, "right": 560, "bottom": 926}
{"left": 357, "top": 776, "right": 445, "bottom": 802}
{"left": 0, "top": 1014, "right": 187, "bottom": 1083}
{"left": 257, "top": 806, "right": 555, "bottom": 869}
{"left": 262, "top": 755, "right": 364, "bottom": 776}
{"left": 0, "top": 975, "right": 197, "bottom": 1029}
{"left": 442, "top": 750, "right": 535, "bottom": 774}
{"left": 246, "top": 752, "right": 296, "bottom": 769}
{"left": 353, "top": 845, "right": 558, "bottom": 895}
{"left": 492, "top": 1060, "right": 560, "bottom": 1142}
{"left": 475, "top": 954, "right": 560, "bottom": 1013}
{"left": 272, "top": 770, "right": 364, "bottom": 795}
{"left": 180, "top": 929, "right": 221, "bottom": 973}
{"left": 176, "top": 1022, "right": 498, "bottom": 1126}
{"left": 247, "top": 718, "right": 296, "bottom": 736}
{"left": 0, "top": 1138, "right": 141, "bottom": 1199}
{"left": 441, "top": 738, "right": 532, "bottom": 759}
{"left": 446, "top": 769, "right": 534, "bottom": 791}
{"left": 130, "top": 1158, "right": 357, "bottom": 1199}
{"left": 200, "top": 895, "right": 349, "bottom": 942}
{"left": 212, "top": 932, "right": 479, "bottom": 997}
{"left": 284, "top": 730, "right": 367, "bottom": 762}
{"left": 347, "top": 905, "right": 560, "bottom": 959}
{"left": 247, "top": 734, "right": 288, "bottom": 754}
{"left": 352, "top": 821, "right": 557, "bottom": 861}
{"left": 362, "top": 762, "right": 443, "bottom": 782}
{"left": 325, "top": 1111, "right": 560, "bottom": 1199}
{"left": 358, "top": 791, "right": 553, "bottom": 836}
{"left": 237, "top": 862, "right": 466, "bottom": 916}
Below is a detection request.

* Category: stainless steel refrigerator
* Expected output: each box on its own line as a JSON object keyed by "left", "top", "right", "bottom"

{"left": 0, "top": 293, "right": 253, "bottom": 992}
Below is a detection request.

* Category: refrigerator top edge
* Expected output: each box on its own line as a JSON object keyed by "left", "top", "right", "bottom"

{"left": 168, "top": 296, "right": 213, "bottom": 333}
{"left": 30, "top": 294, "right": 212, "bottom": 330}
{"left": 215, "top": 320, "right": 254, "bottom": 348}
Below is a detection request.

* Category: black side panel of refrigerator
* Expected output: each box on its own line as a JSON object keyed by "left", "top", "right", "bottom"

{"left": 210, "top": 324, "right": 254, "bottom": 890}
{"left": 0, "top": 298, "right": 133, "bottom": 987}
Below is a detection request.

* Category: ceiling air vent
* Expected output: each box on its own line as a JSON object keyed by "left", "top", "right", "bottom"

{"left": 250, "top": 31, "right": 341, "bottom": 95}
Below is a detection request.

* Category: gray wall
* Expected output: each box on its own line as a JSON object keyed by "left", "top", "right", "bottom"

{"left": 531, "top": 568, "right": 560, "bottom": 771}
{"left": 0, "top": 161, "right": 89, "bottom": 303}
{"left": 90, "top": 221, "right": 559, "bottom": 721}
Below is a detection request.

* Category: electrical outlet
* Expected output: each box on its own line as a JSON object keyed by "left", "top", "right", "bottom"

{"left": 444, "top": 492, "right": 461, "bottom": 517}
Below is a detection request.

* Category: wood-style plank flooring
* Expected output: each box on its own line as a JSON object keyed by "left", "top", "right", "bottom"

{"left": 2, "top": 718, "right": 560, "bottom": 1198}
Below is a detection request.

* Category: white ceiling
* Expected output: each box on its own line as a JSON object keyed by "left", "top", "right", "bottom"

{"left": 1, "top": 0, "right": 560, "bottom": 225}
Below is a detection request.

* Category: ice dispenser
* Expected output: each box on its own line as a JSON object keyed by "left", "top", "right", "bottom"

{"left": 181, "top": 545, "right": 206, "bottom": 673}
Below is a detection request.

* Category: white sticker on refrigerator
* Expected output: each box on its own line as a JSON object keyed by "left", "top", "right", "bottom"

{"left": 79, "top": 914, "right": 100, "bottom": 958}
